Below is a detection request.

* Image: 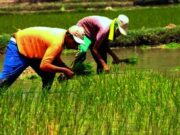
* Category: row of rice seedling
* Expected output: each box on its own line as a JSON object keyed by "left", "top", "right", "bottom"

{"left": 0, "top": 4, "right": 180, "bottom": 34}
{"left": 0, "top": 69, "right": 179, "bottom": 134}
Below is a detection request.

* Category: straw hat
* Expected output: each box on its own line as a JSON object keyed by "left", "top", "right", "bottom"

{"left": 68, "top": 25, "right": 85, "bottom": 44}
{"left": 116, "top": 14, "right": 129, "bottom": 35}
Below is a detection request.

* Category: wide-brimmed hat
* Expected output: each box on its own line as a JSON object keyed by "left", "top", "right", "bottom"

{"left": 116, "top": 14, "right": 129, "bottom": 35}
{"left": 68, "top": 25, "right": 85, "bottom": 44}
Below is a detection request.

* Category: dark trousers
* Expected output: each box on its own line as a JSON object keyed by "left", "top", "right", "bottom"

{"left": 29, "top": 59, "right": 55, "bottom": 91}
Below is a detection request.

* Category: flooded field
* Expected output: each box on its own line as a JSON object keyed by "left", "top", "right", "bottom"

{"left": 0, "top": 47, "right": 180, "bottom": 76}
{"left": 62, "top": 47, "right": 180, "bottom": 76}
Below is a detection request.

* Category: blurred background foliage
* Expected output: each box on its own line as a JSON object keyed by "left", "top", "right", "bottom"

{"left": 2, "top": 0, "right": 179, "bottom": 4}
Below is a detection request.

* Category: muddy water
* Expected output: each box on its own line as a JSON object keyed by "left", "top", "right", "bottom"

{"left": 62, "top": 47, "right": 180, "bottom": 75}
{"left": 0, "top": 47, "right": 180, "bottom": 76}
{"left": 112, "top": 47, "right": 180, "bottom": 71}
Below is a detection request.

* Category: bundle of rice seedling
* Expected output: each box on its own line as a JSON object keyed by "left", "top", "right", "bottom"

{"left": 72, "top": 62, "right": 94, "bottom": 75}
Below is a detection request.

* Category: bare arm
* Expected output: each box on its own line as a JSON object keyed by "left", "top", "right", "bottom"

{"left": 40, "top": 46, "right": 74, "bottom": 78}
{"left": 54, "top": 56, "right": 71, "bottom": 69}
{"left": 92, "top": 45, "right": 108, "bottom": 69}
{"left": 106, "top": 46, "right": 121, "bottom": 64}
{"left": 92, "top": 34, "right": 109, "bottom": 73}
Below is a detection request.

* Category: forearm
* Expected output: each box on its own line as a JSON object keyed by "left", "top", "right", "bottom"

{"left": 56, "top": 61, "right": 70, "bottom": 69}
{"left": 40, "top": 63, "right": 71, "bottom": 74}
{"left": 106, "top": 47, "right": 120, "bottom": 62}
{"left": 92, "top": 49, "right": 107, "bottom": 67}
{"left": 53, "top": 57, "right": 71, "bottom": 70}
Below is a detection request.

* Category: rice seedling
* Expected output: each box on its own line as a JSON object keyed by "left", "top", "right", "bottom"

{"left": 0, "top": 68, "right": 179, "bottom": 134}
{"left": 165, "top": 42, "right": 180, "bottom": 49}
{"left": 0, "top": 5, "right": 180, "bottom": 34}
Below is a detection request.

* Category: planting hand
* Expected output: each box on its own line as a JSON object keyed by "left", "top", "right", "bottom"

{"left": 103, "top": 64, "right": 110, "bottom": 73}
{"left": 65, "top": 69, "right": 74, "bottom": 79}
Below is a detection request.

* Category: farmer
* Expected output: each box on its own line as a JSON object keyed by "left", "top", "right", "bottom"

{"left": 0, "top": 25, "right": 85, "bottom": 91}
{"left": 72, "top": 14, "right": 129, "bottom": 74}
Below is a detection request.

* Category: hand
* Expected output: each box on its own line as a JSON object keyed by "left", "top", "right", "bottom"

{"left": 103, "top": 64, "right": 110, "bottom": 73}
{"left": 65, "top": 69, "right": 74, "bottom": 79}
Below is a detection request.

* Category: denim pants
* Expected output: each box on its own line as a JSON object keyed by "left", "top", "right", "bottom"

{"left": 0, "top": 38, "right": 55, "bottom": 91}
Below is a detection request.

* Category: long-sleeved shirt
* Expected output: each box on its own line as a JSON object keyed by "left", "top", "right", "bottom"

{"left": 77, "top": 16, "right": 112, "bottom": 46}
{"left": 15, "top": 27, "right": 66, "bottom": 68}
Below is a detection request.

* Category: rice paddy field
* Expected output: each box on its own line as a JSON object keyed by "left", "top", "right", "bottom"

{"left": 0, "top": 4, "right": 180, "bottom": 135}
{"left": 0, "top": 4, "right": 180, "bottom": 33}
{"left": 0, "top": 69, "right": 179, "bottom": 134}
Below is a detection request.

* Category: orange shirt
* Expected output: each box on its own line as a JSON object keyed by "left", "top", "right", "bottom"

{"left": 15, "top": 27, "right": 66, "bottom": 67}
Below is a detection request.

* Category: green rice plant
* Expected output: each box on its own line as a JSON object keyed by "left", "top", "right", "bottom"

{"left": 116, "top": 26, "right": 180, "bottom": 46}
{"left": 0, "top": 34, "right": 11, "bottom": 50}
{"left": 120, "top": 56, "right": 138, "bottom": 65}
{"left": 72, "top": 62, "right": 94, "bottom": 75}
{"left": 170, "top": 66, "right": 180, "bottom": 72}
{"left": 0, "top": 5, "right": 180, "bottom": 34}
{"left": 165, "top": 42, "right": 180, "bottom": 49}
{"left": 0, "top": 68, "right": 179, "bottom": 134}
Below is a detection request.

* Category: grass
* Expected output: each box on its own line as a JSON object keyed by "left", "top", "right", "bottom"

{"left": 0, "top": 69, "right": 179, "bottom": 134}
{"left": 0, "top": 5, "right": 180, "bottom": 34}
{"left": 0, "top": 4, "right": 179, "bottom": 134}
{"left": 165, "top": 42, "right": 180, "bottom": 49}
{"left": 170, "top": 66, "right": 180, "bottom": 72}
{"left": 0, "top": 1, "right": 132, "bottom": 11}
{"left": 0, "top": 5, "right": 180, "bottom": 49}
{"left": 0, "top": 34, "right": 11, "bottom": 49}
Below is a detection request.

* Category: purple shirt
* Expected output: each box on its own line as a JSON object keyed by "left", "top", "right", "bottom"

{"left": 77, "top": 16, "right": 112, "bottom": 47}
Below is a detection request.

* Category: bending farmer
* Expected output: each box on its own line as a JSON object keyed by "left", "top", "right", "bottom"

{"left": 0, "top": 26, "right": 85, "bottom": 91}
{"left": 72, "top": 14, "right": 129, "bottom": 74}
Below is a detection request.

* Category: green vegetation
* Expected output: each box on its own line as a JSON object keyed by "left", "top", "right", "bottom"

{"left": 170, "top": 66, "right": 180, "bottom": 72}
{"left": 1, "top": 26, "right": 179, "bottom": 51}
{"left": 0, "top": 34, "right": 11, "bottom": 50}
{"left": 0, "top": 5, "right": 179, "bottom": 49}
{"left": 123, "top": 56, "right": 138, "bottom": 64}
{"left": 0, "top": 69, "right": 179, "bottom": 134}
{"left": 0, "top": 4, "right": 180, "bottom": 34}
{"left": 115, "top": 26, "right": 180, "bottom": 47}
{"left": 165, "top": 42, "right": 180, "bottom": 49}
{"left": 72, "top": 62, "right": 94, "bottom": 75}
{"left": 0, "top": 3, "right": 179, "bottom": 134}
{"left": 0, "top": 1, "right": 132, "bottom": 12}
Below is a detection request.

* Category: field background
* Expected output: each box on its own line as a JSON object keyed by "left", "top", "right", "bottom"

{"left": 0, "top": 2, "right": 180, "bottom": 135}
{"left": 0, "top": 4, "right": 180, "bottom": 34}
